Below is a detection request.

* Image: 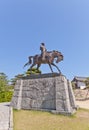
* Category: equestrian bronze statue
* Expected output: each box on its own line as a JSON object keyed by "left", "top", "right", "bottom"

{"left": 24, "top": 43, "right": 63, "bottom": 74}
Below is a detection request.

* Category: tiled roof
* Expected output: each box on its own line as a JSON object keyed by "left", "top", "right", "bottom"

{"left": 72, "top": 76, "right": 88, "bottom": 82}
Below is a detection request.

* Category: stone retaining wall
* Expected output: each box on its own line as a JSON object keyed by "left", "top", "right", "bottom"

{"left": 74, "top": 89, "right": 89, "bottom": 100}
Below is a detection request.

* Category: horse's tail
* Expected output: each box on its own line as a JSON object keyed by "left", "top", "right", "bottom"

{"left": 28, "top": 56, "right": 33, "bottom": 64}
{"left": 23, "top": 56, "right": 33, "bottom": 68}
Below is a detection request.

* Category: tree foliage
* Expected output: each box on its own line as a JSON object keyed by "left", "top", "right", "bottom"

{"left": 85, "top": 77, "right": 89, "bottom": 88}
{"left": 0, "top": 91, "right": 13, "bottom": 102}
{"left": 10, "top": 68, "right": 41, "bottom": 85}
{"left": 0, "top": 72, "right": 13, "bottom": 102}
{"left": 10, "top": 74, "right": 25, "bottom": 85}
{"left": 0, "top": 72, "right": 8, "bottom": 91}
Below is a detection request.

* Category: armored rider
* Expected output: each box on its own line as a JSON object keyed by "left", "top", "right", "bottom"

{"left": 40, "top": 43, "right": 47, "bottom": 60}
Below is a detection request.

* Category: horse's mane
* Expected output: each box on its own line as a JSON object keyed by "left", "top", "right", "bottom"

{"left": 47, "top": 50, "right": 60, "bottom": 53}
{"left": 47, "top": 51, "right": 53, "bottom": 53}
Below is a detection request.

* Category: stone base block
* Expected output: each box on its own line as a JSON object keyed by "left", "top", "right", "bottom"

{"left": 11, "top": 73, "right": 77, "bottom": 115}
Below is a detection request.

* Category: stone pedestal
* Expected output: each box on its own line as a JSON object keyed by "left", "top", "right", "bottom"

{"left": 11, "top": 73, "right": 77, "bottom": 115}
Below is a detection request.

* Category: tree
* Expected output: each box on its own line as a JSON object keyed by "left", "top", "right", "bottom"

{"left": 0, "top": 72, "right": 8, "bottom": 91}
{"left": 0, "top": 72, "right": 13, "bottom": 102}
{"left": 10, "top": 74, "right": 25, "bottom": 85}
{"left": 10, "top": 68, "right": 41, "bottom": 85}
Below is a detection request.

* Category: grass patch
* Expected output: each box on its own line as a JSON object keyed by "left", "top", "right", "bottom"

{"left": 13, "top": 109, "right": 89, "bottom": 130}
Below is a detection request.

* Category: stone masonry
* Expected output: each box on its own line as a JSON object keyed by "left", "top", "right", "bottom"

{"left": 11, "top": 73, "right": 77, "bottom": 115}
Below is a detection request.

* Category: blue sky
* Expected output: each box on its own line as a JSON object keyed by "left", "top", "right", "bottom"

{"left": 0, "top": 0, "right": 89, "bottom": 80}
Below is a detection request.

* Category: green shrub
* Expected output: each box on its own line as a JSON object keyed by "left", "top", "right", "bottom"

{"left": 0, "top": 91, "right": 13, "bottom": 102}
{"left": 26, "top": 67, "right": 41, "bottom": 76}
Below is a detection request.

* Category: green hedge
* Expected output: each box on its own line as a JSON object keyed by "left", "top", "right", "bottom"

{"left": 0, "top": 91, "right": 13, "bottom": 102}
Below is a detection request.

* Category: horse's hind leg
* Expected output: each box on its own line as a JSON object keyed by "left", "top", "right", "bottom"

{"left": 37, "top": 64, "right": 41, "bottom": 70}
{"left": 51, "top": 63, "right": 61, "bottom": 73}
{"left": 30, "top": 64, "right": 35, "bottom": 74}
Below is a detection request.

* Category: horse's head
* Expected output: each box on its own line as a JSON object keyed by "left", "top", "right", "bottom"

{"left": 55, "top": 51, "right": 63, "bottom": 63}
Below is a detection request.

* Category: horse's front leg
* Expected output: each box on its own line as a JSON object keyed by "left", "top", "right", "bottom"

{"left": 48, "top": 64, "right": 54, "bottom": 73}
{"left": 51, "top": 63, "right": 61, "bottom": 74}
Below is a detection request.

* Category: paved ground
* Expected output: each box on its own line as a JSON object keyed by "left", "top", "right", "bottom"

{"left": 0, "top": 102, "right": 13, "bottom": 130}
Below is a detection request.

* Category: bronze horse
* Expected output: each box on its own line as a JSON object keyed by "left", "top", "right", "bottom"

{"left": 24, "top": 50, "right": 63, "bottom": 73}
